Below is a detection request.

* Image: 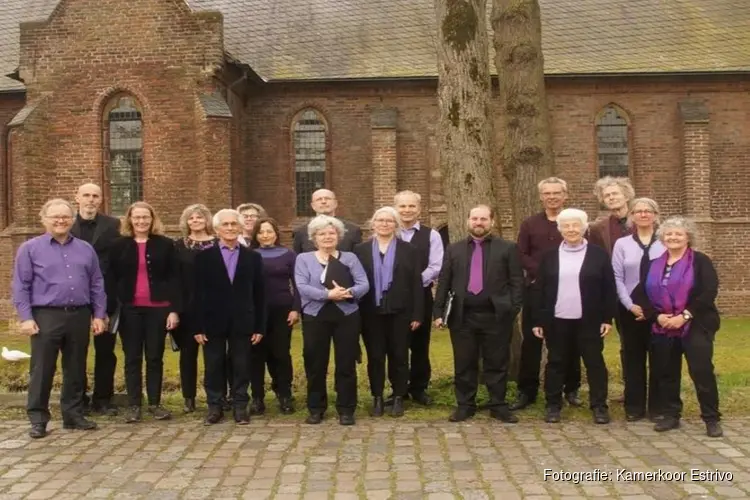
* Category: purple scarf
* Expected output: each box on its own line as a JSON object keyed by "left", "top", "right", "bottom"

{"left": 645, "top": 248, "right": 695, "bottom": 337}
{"left": 372, "top": 237, "right": 397, "bottom": 306}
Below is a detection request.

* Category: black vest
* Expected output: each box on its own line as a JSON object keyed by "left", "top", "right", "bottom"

{"left": 409, "top": 223, "right": 433, "bottom": 277}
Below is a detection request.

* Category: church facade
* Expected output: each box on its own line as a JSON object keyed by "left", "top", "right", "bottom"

{"left": 1, "top": 0, "right": 749, "bottom": 315}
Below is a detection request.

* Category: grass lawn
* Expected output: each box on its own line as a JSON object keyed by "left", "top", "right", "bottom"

{"left": 0, "top": 318, "right": 748, "bottom": 421}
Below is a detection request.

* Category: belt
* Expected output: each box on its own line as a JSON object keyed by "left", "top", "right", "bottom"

{"left": 32, "top": 305, "right": 91, "bottom": 312}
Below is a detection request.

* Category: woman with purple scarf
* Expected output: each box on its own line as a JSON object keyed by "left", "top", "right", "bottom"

{"left": 354, "top": 207, "right": 424, "bottom": 418}
{"left": 644, "top": 216, "right": 722, "bottom": 437}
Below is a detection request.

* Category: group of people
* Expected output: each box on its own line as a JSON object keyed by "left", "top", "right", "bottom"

{"left": 11, "top": 176, "right": 722, "bottom": 440}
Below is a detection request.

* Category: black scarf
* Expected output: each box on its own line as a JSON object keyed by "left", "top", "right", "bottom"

{"left": 630, "top": 231, "right": 658, "bottom": 318}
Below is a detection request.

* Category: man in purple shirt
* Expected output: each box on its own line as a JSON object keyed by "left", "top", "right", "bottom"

{"left": 395, "top": 190, "right": 444, "bottom": 405}
{"left": 193, "top": 209, "right": 266, "bottom": 425}
{"left": 12, "top": 198, "right": 107, "bottom": 439}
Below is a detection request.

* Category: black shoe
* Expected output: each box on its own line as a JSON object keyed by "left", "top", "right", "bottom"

{"left": 221, "top": 397, "right": 233, "bottom": 412}
{"left": 565, "top": 391, "right": 583, "bottom": 407}
{"left": 449, "top": 408, "right": 475, "bottom": 422}
{"left": 204, "top": 408, "right": 223, "bottom": 425}
{"left": 249, "top": 398, "right": 266, "bottom": 416}
{"left": 63, "top": 417, "right": 98, "bottom": 431}
{"left": 626, "top": 413, "right": 645, "bottom": 422}
{"left": 125, "top": 406, "right": 142, "bottom": 423}
{"left": 339, "top": 413, "right": 355, "bottom": 426}
{"left": 654, "top": 417, "right": 680, "bottom": 432}
{"left": 234, "top": 408, "right": 250, "bottom": 425}
{"left": 92, "top": 400, "right": 118, "bottom": 417}
{"left": 545, "top": 407, "right": 561, "bottom": 423}
{"left": 29, "top": 424, "right": 47, "bottom": 439}
{"left": 148, "top": 405, "right": 172, "bottom": 421}
{"left": 706, "top": 421, "right": 723, "bottom": 438}
{"left": 593, "top": 407, "right": 610, "bottom": 424}
{"left": 82, "top": 394, "right": 92, "bottom": 416}
{"left": 410, "top": 391, "right": 433, "bottom": 406}
{"left": 305, "top": 412, "right": 324, "bottom": 425}
{"left": 278, "top": 396, "right": 295, "bottom": 415}
{"left": 509, "top": 393, "right": 534, "bottom": 411}
{"left": 372, "top": 396, "right": 384, "bottom": 417}
{"left": 390, "top": 397, "right": 405, "bottom": 418}
{"left": 183, "top": 398, "right": 196, "bottom": 413}
{"left": 489, "top": 408, "right": 519, "bottom": 423}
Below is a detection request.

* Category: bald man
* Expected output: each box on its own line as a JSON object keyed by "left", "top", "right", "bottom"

{"left": 70, "top": 183, "right": 122, "bottom": 416}
{"left": 292, "top": 189, "right": 363, "bottom": 253}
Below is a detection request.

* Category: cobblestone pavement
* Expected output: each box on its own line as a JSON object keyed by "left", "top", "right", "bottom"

{"left": 0, "top": 417, "right": 748, "bottom": 499}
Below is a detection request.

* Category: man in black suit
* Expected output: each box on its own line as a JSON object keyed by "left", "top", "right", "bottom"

{"left": 70, "top": 183, "right": 121, "bottom": 416}
{"left": 193, "top": 209, "right": 266, "bottom": 425}
{"left": 433, "top": 205, "right": 524, "bottom": 423}
{"left": 293, "top": 189, "right": 362, "bottom": 253}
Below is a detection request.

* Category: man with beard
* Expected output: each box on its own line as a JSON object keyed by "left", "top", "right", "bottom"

{"left": 70, "top": 183, "right": 121, "bottom": 416}
{"left": 433, "top": 205, "right": 524, "bottom": 423}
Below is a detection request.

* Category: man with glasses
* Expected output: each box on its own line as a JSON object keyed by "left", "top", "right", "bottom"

{"left": 237, "top": 203, "right": 267, "bottom": 248}
{"left": 12, "top": 199, "right": 107, "bottom": 438}
{"left": 293, "top": 189, "right": 362, "bottom": 253}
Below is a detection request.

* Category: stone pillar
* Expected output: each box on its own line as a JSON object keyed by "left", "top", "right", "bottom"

{"left": 679, "top": 100, "right": 712, "bottom": 255}
{"left": 371, "top": 108, "right": 398, "bottom": 210}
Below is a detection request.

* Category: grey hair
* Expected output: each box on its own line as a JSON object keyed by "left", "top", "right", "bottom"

{"left": 307, "top": 214, "right": 347, "bottom": 242}
{"left": 236, "top": 203, "right": 267, "bottom": 216}
{"left": 628, "top": 197, "right": 661, "bottom": 227}
{"left": 593, "top": 176, "right": 635, "bottom": 203}
{"left": 212, "top": 208, "right": 242, "bottom": 228}
{"left": 39, "top": 198, "right": 75, "bottom": 219}
{"left": 557, "top": 208, "right": 589, "bottom": 232}
{"left": 657, "top": 216, "right": 698, "bottom": 246}
{"left": 537, "top": 176, "right": 568, "bottom": 193}
{"left": 179, "top": 204, "right": 213, "bottom": 237}
{"left": 393, "top": 190, "right": 422, "bottom": 205}
{"left": 370, "top": 206, "right": 402, "bottom": 234}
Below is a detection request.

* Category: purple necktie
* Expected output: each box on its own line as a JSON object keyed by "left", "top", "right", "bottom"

{"left": 468, "top": 239, "right": 483, "bottom": 294}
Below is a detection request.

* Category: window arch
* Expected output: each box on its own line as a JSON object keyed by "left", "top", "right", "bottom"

{"left": 293, "top": 108, "right": 327, "bottom": 216}
{"left": 596, "top": 105, "right": 630, "bottom": 178}
{"left": 104, "top": 94, "right": 143, "bottom": 216}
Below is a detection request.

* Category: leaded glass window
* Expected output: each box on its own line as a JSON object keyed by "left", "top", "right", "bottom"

{"left": 597, "top": 105, "right": 629, "bottom": 178}
{"left": 106, "top": 96, "right": 143, "bottom": 216}
{"left": 293, "top": 109, "right": 326, "bottom": 216}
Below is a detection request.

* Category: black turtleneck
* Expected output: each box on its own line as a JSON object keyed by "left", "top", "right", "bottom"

{"left": 77, "top": 214, "right": 98, "bottom": 244}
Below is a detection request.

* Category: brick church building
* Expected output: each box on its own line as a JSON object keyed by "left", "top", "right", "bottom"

{"left": 0, "top": 0, "right": 749, "bottom": 315}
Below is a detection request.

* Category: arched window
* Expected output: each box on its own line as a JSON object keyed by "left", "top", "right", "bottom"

{"left": 104, "top": 95, "right": 143, "bottom": 216}
{"left": 596, "top": 105, "right": 629, "bottom": 178}
{"left": 293, "top": 109, "right": 326, "bottom": 216}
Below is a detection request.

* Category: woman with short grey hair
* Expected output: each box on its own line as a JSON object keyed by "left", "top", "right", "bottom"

{"left": 644, "top": 216, "right": 722, "bottom": 437}
{"left": 294, "top": 214, "right": 368, "bottom": 425}
{"left": 533, "top": 208, "right": 617, "bottom": 424}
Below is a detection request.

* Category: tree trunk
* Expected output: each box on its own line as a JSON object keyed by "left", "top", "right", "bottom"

{"left": 435, "top": 0, "right": 496, "bottom": 243}
{"left": 491, "top": 0, "right": 555, "bottom": 379}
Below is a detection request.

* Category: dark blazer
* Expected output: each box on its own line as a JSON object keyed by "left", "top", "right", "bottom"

{"left": 70, "top": 213, "right": 121, "bottom": 314}
{"left": 354, "top": 238, "right": 424, "bottom": 322}
{"left": 193, "top": 244, "right": 267, "bottom": 336}
{"left": 533, "top": 243, "right": 617, "bottom": 331}
{"left": 110, "top": 234, "right": 182, "bottom": 312}
{"left": 433, "top": 235, "right": 524, "bottom": 328}
{"left": 293, "top": 218, "right": 363, "bottom": 253}
{"left": 644, "top": 250, "right": 720, "bottom": 333}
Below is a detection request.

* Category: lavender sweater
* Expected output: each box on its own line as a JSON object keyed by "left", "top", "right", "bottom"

{"left": 612, "top": 235, "right": 666, "bottom": 310}
{"left": 554, "top": 241, "right": 587, "bottom": 319}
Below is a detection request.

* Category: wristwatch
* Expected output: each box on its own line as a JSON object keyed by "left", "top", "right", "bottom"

{"left": 682, "top": 310, "right": 693, "bottom": 321}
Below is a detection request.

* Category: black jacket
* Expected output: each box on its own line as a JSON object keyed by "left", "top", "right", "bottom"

{"left": 193, "top": 244, "right": 267, "bottom": 336}
{"left": 110, "top": 234, "right": 182, "bottom": 312}
{"left": 293, "top": 217, "right": 363, "bottom": 253}
{"left": 532, "top": 243, "right": 617, "bottom": 331}
{"left": 354, "top": 238, "right": 424, "bottom": 321}
{"left": 433, "top": 235, "right": 524, "bottom": 328}
{"left": 70, "top": 213, "right": 121, "bottom": 314}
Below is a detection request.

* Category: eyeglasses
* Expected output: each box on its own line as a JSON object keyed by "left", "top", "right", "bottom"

{"left": 131, "top": 216, "right": 152, "bottom": 221}
{"left": 373, "top": 219, "right": 396, "bottom": 225}
{"left": 633, "top": 210, "right": 655, "bottom": 215}
{"left": 45, "top": 215, "right": 73, "bottom": 221}
{"left": 242, "top": 214, "right": 259, "bottom": 220}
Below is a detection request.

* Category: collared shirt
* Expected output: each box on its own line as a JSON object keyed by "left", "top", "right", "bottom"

{"left": 220, "top": 242, "right": 240, "bottom": 283}
{"left": 399, "top": 222, "right": 444, "bottom": 287}
{"left": 12, "top": 233, "right": 107, "bottom": 321}
{"left": 517, "top": 211, "right": 562, "bottom": 283}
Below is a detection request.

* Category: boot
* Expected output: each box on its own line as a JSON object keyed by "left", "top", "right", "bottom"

{"left": 372, "top": 396, "right": 384, "bottom": 417}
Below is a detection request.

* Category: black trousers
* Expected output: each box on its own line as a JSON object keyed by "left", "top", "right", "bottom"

{"left": 302, "top": 306, "right": 360, "bottom": 415}
{"left": 250, "top": 306, "right": 294, "bottom": 399}
{"left": 618, "top": 305, "right": 659, "bottom": 416}
{"left": 119, "top": 306, "right": 169, "bottom": 407}
{"left": 517, "top": 285, "right": 581, "bottom": 400}
{"left": 83, "top": 329, "right": 117, "bottom": 405}
{"left": 450, "top": 308, "right": 512, "bottom": 411}
{"left": 408, "top": 288, "right": 433, "bottom": 394}
{"left": 651, "top": 324, "right": 720, "bottom": 422}
{"left": 203, "top": 326, "right": 251, "bottom": 409}
{"left": 173, "top": 323, "right": 200, "bottom": 399}
{"left": 545, "top": 318, "right": 608, "bottom": 409}
{"left": 27, "top": 307, "right": 91, "bottom": 425}
{"left": 361, "top": 310, "right": 411, "bottom": 397}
